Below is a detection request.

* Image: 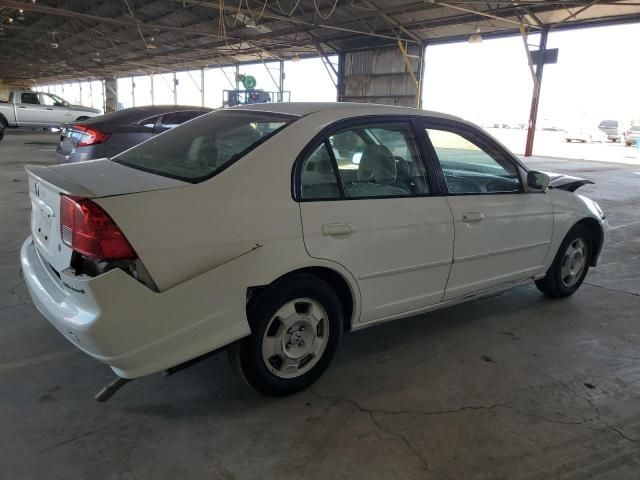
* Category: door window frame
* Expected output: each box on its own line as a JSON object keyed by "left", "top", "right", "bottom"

{"left": 293, "top": 115, "right": 441, "bottom": 202}
{"left": 417, "top": 118, "right": 530, "bottom": 196}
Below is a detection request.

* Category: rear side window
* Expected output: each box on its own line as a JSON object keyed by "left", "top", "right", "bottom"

{"left": 299, "top": 122, "right": 430, "bottom": 200}
{"left": 159, "top": 111, "right": 203, "bottom": 129}
{"left": 330, "top": 123, "right": 429, "bottom": 198}
{"left": 139, "top": 115, "right": 160, "bottom": 128}
{"left": 114, "top": 110, "right": 295, "bottom": 183}
{"left": 300, "top": 142, "right": 340, "bottom": 200}
{"left": 21, "top": 92, "right": 40, "bottom": 104}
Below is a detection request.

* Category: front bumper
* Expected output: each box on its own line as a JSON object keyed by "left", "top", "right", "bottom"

{"left": 20, "top": 236, "right": 251, "bottom": 378}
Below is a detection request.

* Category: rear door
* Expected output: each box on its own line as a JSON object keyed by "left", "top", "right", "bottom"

{"left": 298, "top": 118, "right": 454, "bottom": 324}
{"left": 419, "top": 120, "right": 554, "bottom": 300}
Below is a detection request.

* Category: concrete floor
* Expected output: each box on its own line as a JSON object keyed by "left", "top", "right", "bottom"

{"left": 1, "top": 131, "right": 639, "bottom": 479}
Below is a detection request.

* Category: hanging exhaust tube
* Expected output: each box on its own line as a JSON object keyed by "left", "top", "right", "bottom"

{"left": 94, "top": 376, "right": 131, "bottom": 402}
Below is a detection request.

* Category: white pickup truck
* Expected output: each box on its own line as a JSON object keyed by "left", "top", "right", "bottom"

{"left": 0, "top": 90, "right": 101, "bottom": 142}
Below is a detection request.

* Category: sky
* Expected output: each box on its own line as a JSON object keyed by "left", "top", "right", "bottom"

{"left": 422, "top": 23, "right": 640, "bottom": 129}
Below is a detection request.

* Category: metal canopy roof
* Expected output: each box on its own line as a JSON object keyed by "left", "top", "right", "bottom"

{"left": 1, "top": 0, "right": 640, "bottom": 84}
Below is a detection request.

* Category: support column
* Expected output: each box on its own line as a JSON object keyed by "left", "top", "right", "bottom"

{"left": 337, "top": 51, "right": 345, "bottom": 102}
{"left": 524, "top": 27, "right": 549, "bottom": 157}
{"left": 279, "top": 60, "right": 285, "bottom": 102}
{"left": 103, "top": 77, "right": 118, "bottom": 113}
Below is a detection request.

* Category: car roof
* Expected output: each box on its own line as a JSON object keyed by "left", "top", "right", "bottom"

{"left": 229, "top": 102, "right": 461, "bottom": 121}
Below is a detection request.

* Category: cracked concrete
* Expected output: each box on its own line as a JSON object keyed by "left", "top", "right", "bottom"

{"left": 1, "top": 132, "right": 640, "bottom": 479}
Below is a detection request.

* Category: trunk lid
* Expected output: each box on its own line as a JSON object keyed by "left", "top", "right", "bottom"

{"left": 26, "top": 160, "right": 187, "bottom": 273}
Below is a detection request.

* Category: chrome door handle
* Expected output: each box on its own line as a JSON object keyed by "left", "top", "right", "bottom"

{"left": 322, "top": 223, "right": 356, "bottom": 236}
{"left": 462, "top": 212, "right": 485, "bottom": 223}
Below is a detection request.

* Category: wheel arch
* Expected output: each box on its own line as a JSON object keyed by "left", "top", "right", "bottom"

{"left": 0, "top": 113, "right": 8, "bottom": 127}
{"left": 574, "top": 217, "right": 604, "bottom": 267}
{"left": 248, "top": 266, "right": 357, "bottom": 332}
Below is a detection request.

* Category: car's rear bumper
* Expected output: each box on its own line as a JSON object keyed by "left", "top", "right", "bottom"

{"left": 20, "top": 236, "right": 251, "bottom": 378}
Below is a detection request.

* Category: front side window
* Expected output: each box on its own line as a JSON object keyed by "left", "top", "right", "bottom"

{"left": 425, "top": 128, "right": 521, "bottom": 194}
{"left": 114, "top": 110, "right": 295, "bottom": 183}
{"left": 304, "top": 122, "right": 429, "bottom": 199}
{"left": 39, "top": 94, "right": 55, "bottom": 106}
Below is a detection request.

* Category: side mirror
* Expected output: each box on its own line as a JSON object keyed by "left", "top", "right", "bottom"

{"left": 527, "top": 170, "right": 550, "bottom": 191}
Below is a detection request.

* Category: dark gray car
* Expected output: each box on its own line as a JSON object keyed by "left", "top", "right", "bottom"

{"left": 56, "top": 105, "right": 211, "bottom": 164}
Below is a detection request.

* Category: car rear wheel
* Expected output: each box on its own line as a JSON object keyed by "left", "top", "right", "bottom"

{"left": 229, "top": 274, "right": 343, "bottom": 396}
{"left": 535, "top": 225, "right": 592, "bottom": 298}
{"left": 0, "top": 124, "right": 4, "bottom": 142}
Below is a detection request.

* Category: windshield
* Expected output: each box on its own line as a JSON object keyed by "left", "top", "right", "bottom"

{"left": 50, "top": 94, "right": 69, "bottom": 106}
{"left": 113, "top": 110, "right": 296, "bottom": 183}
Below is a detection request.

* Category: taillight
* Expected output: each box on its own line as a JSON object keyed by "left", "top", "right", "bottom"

{"left": 60, "top": 195, "right": 136, "bottom": 260}
{"left": 74, "top": 125, "right": 110, "bottom": 147}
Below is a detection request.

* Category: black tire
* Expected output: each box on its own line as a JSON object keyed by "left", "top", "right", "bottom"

{"left": 535, "top": 224, "right": 592, "bottom": 298}
{"left": 0, "top": 125, "right": 4, "bottom": 142}
{"left": 229, "top": 273, "right": 343, "bottom": 397}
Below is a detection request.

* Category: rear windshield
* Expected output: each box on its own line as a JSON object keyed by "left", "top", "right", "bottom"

{"left": 598, "top": 120, "right": 617, "bottom": 128}
{"left": 113, "top": 110, "right": 296, "bottom": 183}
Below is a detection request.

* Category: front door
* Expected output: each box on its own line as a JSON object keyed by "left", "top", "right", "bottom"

{"left": 420, "top": 123, "right": 554, "bottom": 301}
{"left": 39, "top": 93, "right": 76, "bottom": 125}
{"left": 15, "top": 92, "right": 49, "bottom": 126}
{"left": 298, "top": 119, "right": 454, "bottom": 324}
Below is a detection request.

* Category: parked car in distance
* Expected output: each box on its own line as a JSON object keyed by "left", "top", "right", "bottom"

{"left": 21, "top": 103, "right": 608, "bottom": 399}
{"left": 624, "top": 125, "right": 640, "bottom": 146}
{"left": 0, "top": 90, "right": 100, "bottom": 141}
{"left": 56, "top": 105, "right": 212, "bottom": 163}
{"left": 598, "top": 119, "right": 622, "bottom": 142}
{"left": 565, "top": 125, "right": 608, "bottom": 143}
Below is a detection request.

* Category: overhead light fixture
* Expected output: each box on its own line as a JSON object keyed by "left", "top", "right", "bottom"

{"left": 145, "top": 36, "right": 157, "bottom": 49}
{"left": 7, "top": 17, "right": 13, "bottom": 23}
{"left": 468, "top": 27, "right": 482, "bottom": 44}
{"left": 16, "top": 9, "right": 25, "bottom": 21}
{"left": 291, "top": 54, "right": 300, "bottom": 62}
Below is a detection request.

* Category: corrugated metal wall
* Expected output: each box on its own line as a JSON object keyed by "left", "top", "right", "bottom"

{"left": 340, "top": 45, "right": 422, "bottom": 107}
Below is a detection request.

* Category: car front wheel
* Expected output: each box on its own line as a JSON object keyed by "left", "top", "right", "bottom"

{"left": 229, "top": 274, "right": 343, "bottom": 396}
{"left": 536, "top": 225, "right": 592, "bottom": 298}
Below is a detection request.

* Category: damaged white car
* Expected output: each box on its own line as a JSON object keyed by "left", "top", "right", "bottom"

{"left": 21, "top": 103, "right": 607, "bottom": 399}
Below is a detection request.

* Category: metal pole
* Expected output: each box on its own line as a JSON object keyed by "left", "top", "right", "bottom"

{"left": 524, "top": 27, "right": 549, "bottom": 157}
{"left": 173, "top": 72, "right": 178, "bottom": 105}
{"left": 201, "top": 68, "right": 205, "bottom": 107}
{"left": 337, "top": 51, "right": 345, "bottom": 102}
{"left": 279, "top": 60, "right": 284, "bottom": 102}
{"left": 419, "top": 42, "right": 428, "bottom": 110}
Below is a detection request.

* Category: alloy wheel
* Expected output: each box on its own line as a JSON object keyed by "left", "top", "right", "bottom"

{"left": 560, "top": 237, "right": 587, "bottom": 288}
{"left": 261, "top": 298, "right": 330, "bottom": 379}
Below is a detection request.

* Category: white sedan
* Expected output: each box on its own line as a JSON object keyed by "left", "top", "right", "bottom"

{"left": 21, "top": 103, "right": 608, "bottom": 398}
